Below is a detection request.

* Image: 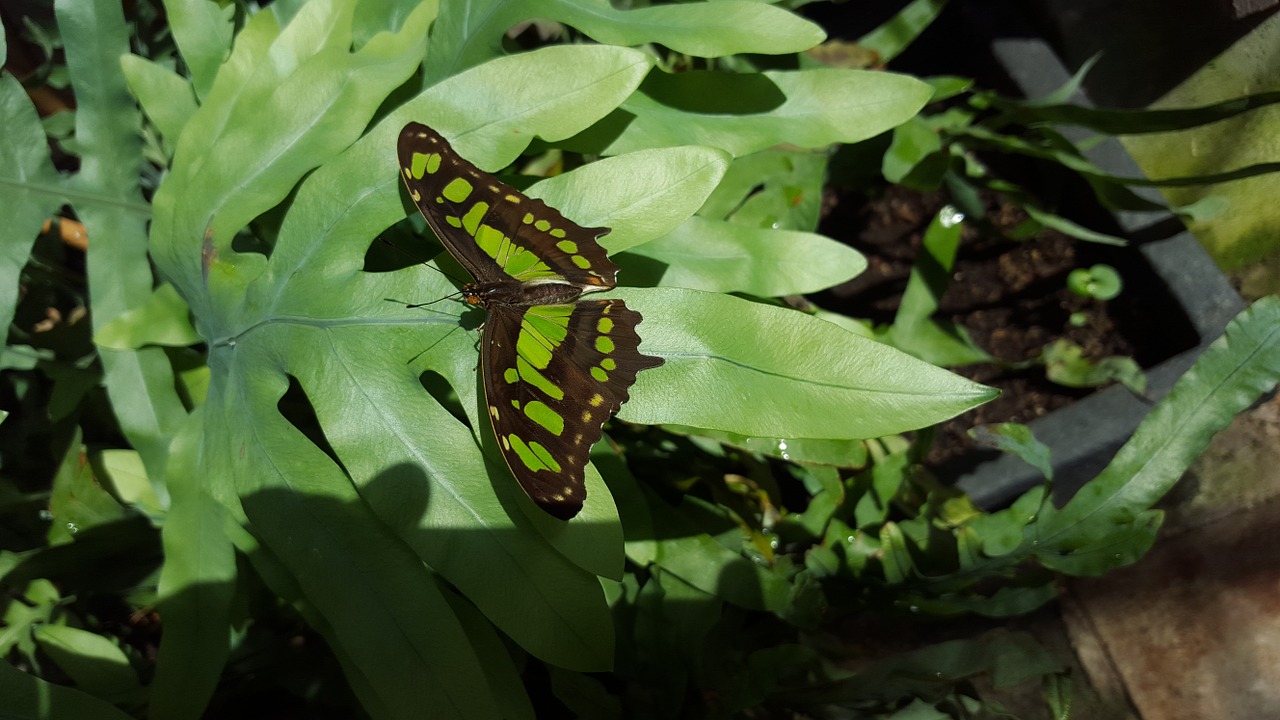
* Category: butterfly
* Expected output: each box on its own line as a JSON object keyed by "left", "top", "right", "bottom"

{"left": 397, "top": 122, "right": 662, "bottom": 520}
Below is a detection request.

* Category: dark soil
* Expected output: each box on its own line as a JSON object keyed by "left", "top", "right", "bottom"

{"left": 812, "top": 185, "right": 1199, "bottom": 474}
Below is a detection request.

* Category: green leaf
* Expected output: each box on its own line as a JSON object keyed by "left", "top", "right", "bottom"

{"left": 548, "top": 667, "right": 621, "bottom": 720}
{"left": 151, "top": 44, "right": 658, "bottom": 690}
{"left": 94, "top": 283, "right": 199, "bottom": 350}
{"left": 796, "top": 634, "right": 1061, "bottom": 705}
{"left": 991, "top": 87, "right": 1280, "bottom": 135}
{"left": 620, "top": 216, "right": 866, "bottom": 296}
{"left": 1042, "top": 339, "right": 1146, "bottom": 394}
{"left": 574, "top": 68, "right": 933, "bottom": 157}
{"left": 1036, "top": 297, "right": 1280, "bottom": 574}
{"left": 47, "top": 429, "right": 126, "bottom": 545}
{"left": 531, "top": 145, "right": 731, "bottom": 254}
{"left": 149, "top": 411, "right": 235, "bottom": 720}
{"left": 663, "top": 425, "right": 868, "bottom": 468}
{"left": 878, "top": 207, "right": 993, "bottom": 365}
{"left": 58, "top": 0, "right": 189, "bottom": 483}
{"left": 151, "top": 0, "right": 436, "bottom": 312}
{"left": 700, "top": 148, "right": 828, "bottom": 232}
{"left": 619, "top": 287, "right": 995, "bottom": 439}
{"left": 164, "top": 0, "right": 236, "bottom": 100}
{"left": 858, "top": 0, "right": 949, "bottom": 65}
{"left": 1, "top": 580, "right": 59, "bottom": 662}
{"left": 1066, "top": 263, "right": 1122, "bottom": 300}
{"left": 33, "top": 625, "right": 141, "bottom": 702}
{"left": 883, "top": 114, "right": 945, "bottom": 186}
{"left": 120, "top": 54, "right": 199, "bottom": 147}
{"left": 424, "top": 0, "right": 824, "bottom": 82}
{"left": 93, "top": 449, "right": 164, "bottom": 517}
{"left": 0, "top": 73, "right": 64, "bottom": 338}
{"left": 1023, "top": 204, "right": 1127, "bottom": 246}
{"left": 968, "top": 423, "right": 1053, "bottom": 481}
{"left": 0, "top": 660, "right": 137, "bottom": 720}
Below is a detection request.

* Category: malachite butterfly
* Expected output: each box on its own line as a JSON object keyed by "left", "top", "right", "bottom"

{"left": 397, "top": 122, "right": 662, "bottom": 520}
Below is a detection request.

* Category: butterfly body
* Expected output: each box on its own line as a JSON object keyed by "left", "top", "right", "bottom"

{"left": 398, "top": 122, "right": 662, "bottom": 519}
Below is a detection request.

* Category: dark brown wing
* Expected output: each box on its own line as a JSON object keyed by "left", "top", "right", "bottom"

{"left": 397, "top": 122, "right": 617, "bottom": 292}
{"left": 480, "top": 299, "right": 663, "bottom": 519}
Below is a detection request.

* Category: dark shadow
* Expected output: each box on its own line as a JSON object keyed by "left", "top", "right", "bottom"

{"left": 276, "top": 375, "right": 349, "bottom": 480}
{"left": 612, "top": 252, "right": 671, "bottom": 289}
{"left": 638, "top": 71, "right": 786, "bottom": 114}
{"left": 559, "top": 108, "right": 637, "bottom": 156}
{"left": 419, "top": 369, "right": 470, "bottom": 429}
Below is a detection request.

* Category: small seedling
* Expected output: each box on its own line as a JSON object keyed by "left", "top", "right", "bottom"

{"left": 1067, "top": 263, "right": 1122, "bottom": 300}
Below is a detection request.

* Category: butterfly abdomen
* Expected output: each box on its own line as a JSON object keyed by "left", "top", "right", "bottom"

{"left": 467, "top": 281, "right": 584, "bottom": 309}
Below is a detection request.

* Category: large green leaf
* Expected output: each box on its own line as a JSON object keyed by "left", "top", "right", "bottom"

{"left": 616, "top": 287, "right": 995, "bottom": 439}
{"left": 569, "top": 68, "right": 934, "bottom": 157}
{"left": 153, "top": 42, "right": 656, "bottom": 698}
{"left": 620, "top": 216, "right": 867, "bottom": 296}
{"left": 424, "top": 0, "right": 824, "bottom": 82}
{"left": 150, "top": 0, "right": 437, "bottom": 320}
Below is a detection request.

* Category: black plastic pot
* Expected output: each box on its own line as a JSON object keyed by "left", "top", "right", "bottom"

{"left": 952, "top": 4, "right": 1248, "bottom": 507}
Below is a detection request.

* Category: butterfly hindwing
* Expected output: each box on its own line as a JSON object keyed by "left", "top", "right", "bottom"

{"left": 481, "top": 299, "right": 662, "bottom": 520}
{"left": 397, "top": 122, "right": 617, "bottom": 292}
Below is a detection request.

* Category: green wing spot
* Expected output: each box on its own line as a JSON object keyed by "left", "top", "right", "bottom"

{"left": 446, "top": 216, "right": 462, "bottom": 228}
{"left": 522, "top": 212, "right": 535, "bottom": 224}
{"left": 476, "top": 224, "right": 506, "bottom": 258}
{"left": 596, "top": 336, "right": 615, "bottom": 354}
{"left": 503, "top": 368, "right": 519, "bottom": 384}
{"left": 550, "top": 229, "right": 567, "bottom": 239}
{"left": 523, "top": 401, "right": 565, "bottom": 436}
{"left": 517, "top": 326, "right": 554, "bottom": 369}
{"left": 411, "top": 151, "right": 439, "bottom": 178}
{"left": 509, "top": 435, "right": 562, "bottom": 473}
{"left": 526, "top": 306, "right": 571, "bottom": 341}
{"left": 557, "top": 240, "right": 578, "bottom": 254}
{"left": 535, "top": 219, "right": 552, "bottom": 232}
{"left": 503, "top": 248, "right": 545, "bottom": 277}
{"left": 572, "top": 256, "right": 592, "bottom": 269}
{"left": 462, "top": 202, "right": 488, "bottom": 236}
{"left": 443, "top": 177, "right": 473, "bottom": 202}
{"left": 597, "top": 317, "right": 613, "bottom": 334}
{"left": 517, "top": 357, "right": 565, "bottom": 400}
{"left": 601, "top": 358, "right": 616, "bottom": 371}
{"left": 591, "top": 367, "right": 608, "bottom": 382}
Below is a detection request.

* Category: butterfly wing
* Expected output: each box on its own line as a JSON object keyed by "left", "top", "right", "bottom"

{"left": 481, "top": 299, "right": 663, "bottom": 519}
{"left": 397, "top": 122, "right": 618, "bottom": 292}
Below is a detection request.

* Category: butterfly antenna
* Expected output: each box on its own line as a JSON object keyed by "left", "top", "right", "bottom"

{"left": 379, "top": 237, "right": 469, "bottom": 287}
{"left": 405, "top": 323, "right": 465, "bottom": 366}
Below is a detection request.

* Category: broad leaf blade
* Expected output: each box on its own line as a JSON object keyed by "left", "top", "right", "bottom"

{"left": 617, "top": 287, "right": 996, "bottom": 439}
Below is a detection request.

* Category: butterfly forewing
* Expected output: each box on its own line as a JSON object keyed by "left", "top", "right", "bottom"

{"left": 397, "top": 122, "right": 663, "bottom": 520}
{"left": 397, "top": 122, "right": 618, "bottom": 291}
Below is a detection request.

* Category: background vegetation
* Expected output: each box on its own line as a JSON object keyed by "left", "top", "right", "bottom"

{"left": 2, "top": 0, "right": 1277, "bottom": 718}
